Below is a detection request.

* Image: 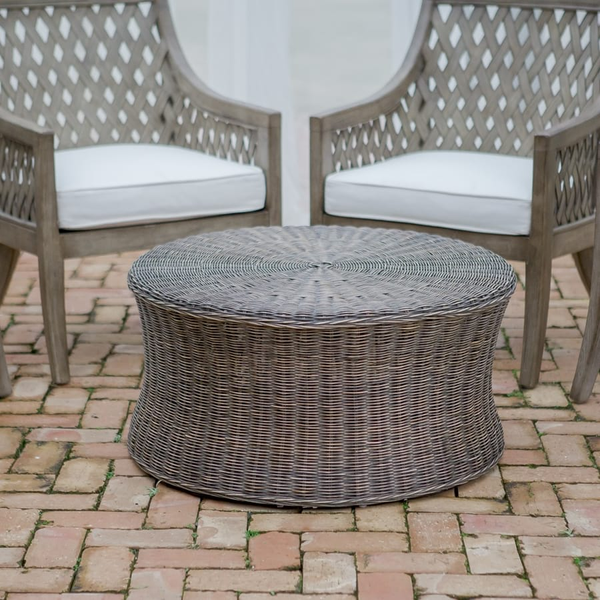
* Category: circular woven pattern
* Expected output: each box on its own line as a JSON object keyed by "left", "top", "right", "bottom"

{"left": 128, "top": 226, "right": 517, "bottom": 507}
{"left": 128, "top": 226, "right": 516, "bottom": 325}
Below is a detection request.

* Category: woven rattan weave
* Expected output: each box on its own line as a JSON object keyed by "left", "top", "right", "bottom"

{"left": 127, "top": 226, "right": 516, "bottom": 507}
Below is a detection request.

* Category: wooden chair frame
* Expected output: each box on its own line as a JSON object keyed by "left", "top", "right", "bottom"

{"left": 0, "top": 0, "right": 281, "bottom": 384}
{"left": 310, "top": 0, "right": 600, "bottom": 389}
{"left": 571, "top": 203, "right": 600, "bottom": 403}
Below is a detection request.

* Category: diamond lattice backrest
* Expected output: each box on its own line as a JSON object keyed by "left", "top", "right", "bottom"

{"left": 0, "top": 1, "right": 183, "bottom": 149}
{"left": 414, "top": 2, "right": 600, "bottom": 156}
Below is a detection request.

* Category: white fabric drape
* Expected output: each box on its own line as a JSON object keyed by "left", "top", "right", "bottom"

{"left": 391, "top": 0, "right": 422, "bottom": 69}
{"left": 171, "top": 0, "right": 423, "bottom": 225}
{"left": 206, "top": 0, "right": 303, "bottom": 224}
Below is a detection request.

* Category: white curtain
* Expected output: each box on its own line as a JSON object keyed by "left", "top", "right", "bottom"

{"left": 206, "top": 0, "right": 303, "bottom": 224}
{"left": 171, "top": 0, "right": 423, "bottom": 225}
{"left": 391, "top": 0, "right": 422, "bottom": 70}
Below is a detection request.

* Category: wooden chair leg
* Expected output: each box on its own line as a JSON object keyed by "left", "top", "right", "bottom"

{"left": 0, "top": 338, "right": 11, "bottom": 397}
{"left": 571, "top": 240, "right": 600, "bottom": 402}
{"left": 38, "top": 254, "right": 70, "bottom": 385}
{"left": 571, "top": 329, "right": 600, "bottom": 403}
{"left": 519, "top": 257, "right": 553, "bottom": 389}
{"left": 573, "top": 247, "right": 594, "bottom": 294}
{"left": 0, "top": 244, "right": 21, "bottom": 397}
{"left": 0, "top": 243, "right": 21, "bottom": 302}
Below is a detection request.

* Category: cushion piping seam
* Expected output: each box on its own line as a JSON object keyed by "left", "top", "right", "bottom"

{"left": 57, "top": 173, "right": 264, "bottom": 195}
{"left": 325, "top": 180, "right": 532, "bottom": 203}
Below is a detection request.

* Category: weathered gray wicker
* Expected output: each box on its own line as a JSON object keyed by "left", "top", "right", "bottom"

{"left": 128, "top": 226, "right": 516, "bottom": 507}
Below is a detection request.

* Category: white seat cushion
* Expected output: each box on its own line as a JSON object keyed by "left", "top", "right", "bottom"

{"left": 55, "top": 144, "right": 266, "bottom": 230}
{"left": 325, "top": 151, "right": 534, "bottom": 235}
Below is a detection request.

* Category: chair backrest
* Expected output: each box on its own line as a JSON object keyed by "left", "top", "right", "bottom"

{"left": 409, "top": 0, "right": 600, "bottom": 157}
{"left": 0, "top": 0, "right": 185, "bottom": 149}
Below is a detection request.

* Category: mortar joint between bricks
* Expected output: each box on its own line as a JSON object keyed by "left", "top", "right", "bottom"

{"left": 119, "top": 304, "right": 130, "bottom": 333}
{"left": 68, "top": 529, "right": 90, "bottom": 591}
{"left": 11, "top": 431, "right": 30, "bottom": 461}
{"left": 512, "top": 528, "right": 533, "bottom": 594}
{"left": 92, "top": 458, "right": 118, "bottom": 510}
{"left": 402, "top": 501, "right": 411, "bottom": 552}
{"left": 21, "top": 509, "right": 52, "bottom": 567}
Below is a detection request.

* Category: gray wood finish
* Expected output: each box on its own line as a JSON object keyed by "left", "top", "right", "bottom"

{"left": 0, "top": 0, "right": 281, "bottom": 384}
{"left": 0, "top": 242, "right": 20, "bottom": 397}
{"left": 571, "top": 151, "right": 600, "bottom": 403}
{"left": 310, "top": 0, "right": 600, "bottom": 389}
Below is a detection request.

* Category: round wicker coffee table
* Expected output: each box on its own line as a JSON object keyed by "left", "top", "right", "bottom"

{"left": 127, "top": 226, "right": 516, "bottom": 507}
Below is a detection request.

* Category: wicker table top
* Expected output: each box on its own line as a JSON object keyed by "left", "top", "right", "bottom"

{"left": 128, "top": 226, "right": 516, "bottom": 325}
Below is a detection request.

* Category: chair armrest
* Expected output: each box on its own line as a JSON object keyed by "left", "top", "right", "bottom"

{"left": 535, "top": 100, "right": 600, "bottom": 229}
{"left": 538, "top": 100, "right": 600, "bottom": 151}
{"left": 0, "top": 108, "right": 53, "bottom": 147}
{"left": 0, "top": 108, "right": 55, "bottom": 226}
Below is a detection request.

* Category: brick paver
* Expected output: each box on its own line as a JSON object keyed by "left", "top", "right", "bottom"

{"left": 53, "top": 457, "right": 109, "bottom": 493}
{"left": 197, "top": 510, "right": 247, "bottom": 549}
{"left": 408, "top": 512, "right": 462, "bottom": 552}
{"left": 43, "top": 387, "right": 89, "bottom": 414}
{"left": 128, "top": 568, "right": 186, "bottom": 600}
{"left": 524, "top": 556, "right": 589, "bottom": 599}
{"left": 72, "top": 546, "right": 134, "bottom": 592}
{"left": 10, "top": 441, "right": 69, "bottom": 474}
{"left": 249, "top": 532, "right": 300, "bottom": 570}
{"left": 0, "top": 546, "right": 24, "bottom": 568}
{"left": 303, "top": 552, "right": 356, "bottom": 594}
{"left": 355, "top": 502, "right": 406, "bottom": 532}
{"left": 358, "top": 572, "right": 413, "bottom": 600}
{"left": 0, "top": 253, "right": 598, "bottom": 597}
{"left": 506, "top": 481, "right": 563, "bottom": 516}
{"left": 463, "top": 534, "right": 523, "bottom": 574}
{"left": 146, "top": 483, "right": 200, "bottom": 529}
{"left": 356, "top": 551, "right": 466, "bottom": 574}
{"left": 24, "top": 526, "right": 86, "bottom": 568}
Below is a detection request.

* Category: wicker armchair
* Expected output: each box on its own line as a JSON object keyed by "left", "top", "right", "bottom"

{"left": 310, "top": 0, "right": 600, "bottom": 389}
{"left": 0, "top": 0, "right": 281, "bottom": 384}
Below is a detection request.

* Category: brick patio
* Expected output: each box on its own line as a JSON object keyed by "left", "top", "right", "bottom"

{"left": 0, "top": 250, "right": 599, "bottom": 599}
